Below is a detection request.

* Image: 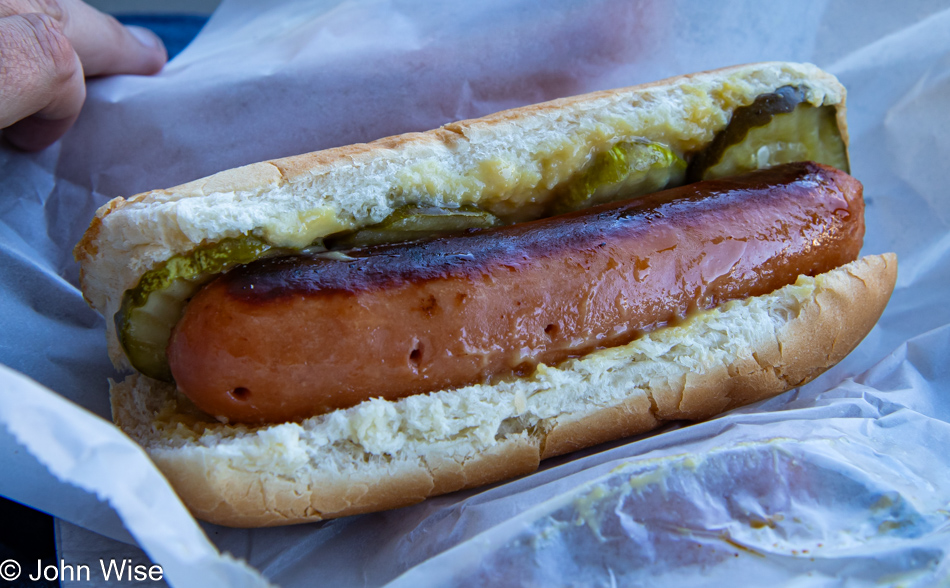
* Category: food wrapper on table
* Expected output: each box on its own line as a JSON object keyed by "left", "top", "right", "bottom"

{"left": 1, "top": 1, "right": 949, "bottom": 586}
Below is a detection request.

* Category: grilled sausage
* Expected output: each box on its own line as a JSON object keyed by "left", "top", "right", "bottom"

{"left": 167, "top": 162, "right": 864, "bottom": 424}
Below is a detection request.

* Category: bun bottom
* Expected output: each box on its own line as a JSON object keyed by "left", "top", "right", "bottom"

{"left": 111, "top": 254, "right": 896, "bottom": 527}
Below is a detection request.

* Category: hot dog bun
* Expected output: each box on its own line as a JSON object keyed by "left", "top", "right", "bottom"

{"left": 75, "top": 62, "right": 897, "bottom": 527}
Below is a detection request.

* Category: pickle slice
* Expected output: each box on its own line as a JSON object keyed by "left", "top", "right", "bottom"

{"left": 688, "top": 85, "right": 850, "bottom": 182}
{"left": 116, "top": 236, "right": 290, "bottom": 381}
{"left": 552, "top": 140, "right": 687, "bottom": 214}
{"left": 326, "top": 204, "right": 501, "bottom": 249}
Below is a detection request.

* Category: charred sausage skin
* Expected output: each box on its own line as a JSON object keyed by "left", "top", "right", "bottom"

{"left": 168, "top": 162, "right": 864, "bottom": 424}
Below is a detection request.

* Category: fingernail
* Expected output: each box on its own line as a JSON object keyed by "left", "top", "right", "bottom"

{"left": 127, "top": 25, "right": 163, "bottom": 51}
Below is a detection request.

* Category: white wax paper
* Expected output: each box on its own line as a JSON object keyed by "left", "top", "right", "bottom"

{"left": 2, "top": 0, "right": 949, "bottom": 586}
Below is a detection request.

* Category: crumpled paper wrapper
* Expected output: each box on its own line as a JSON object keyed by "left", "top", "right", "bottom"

{"left": 1, "top": 0, "right": 949, "bottom": 586}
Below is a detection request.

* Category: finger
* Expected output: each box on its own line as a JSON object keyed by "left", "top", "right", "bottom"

{"left": 0, "top": 0, "right": 167, "bottom": 77}
{"left": 0, "top": 12, "right": 85, "bottom": 151}
{"left": 57, "top": 0, "right": 167, "bottom": 76}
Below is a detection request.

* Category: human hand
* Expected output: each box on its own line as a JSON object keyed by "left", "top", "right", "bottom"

{"left": 0, "top": 0, "right": 167, "bottom": 151}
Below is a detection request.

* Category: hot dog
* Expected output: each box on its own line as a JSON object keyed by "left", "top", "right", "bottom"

{"left": 168, "top": 162, "right": 864, "bottom": 424}
{"left": 76, "top": 62, "right": 897, "bottom": 527}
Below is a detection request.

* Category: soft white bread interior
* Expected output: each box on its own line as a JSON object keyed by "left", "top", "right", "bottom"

{"left": 111, "top": 254, "right": 896, "bottom": 527}
{"left": 75, "top": 62, "right": 847, "bottom": 369}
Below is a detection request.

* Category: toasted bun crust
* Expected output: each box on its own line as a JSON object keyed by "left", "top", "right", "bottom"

{"left": 111, "top": 254, "right": 896, "bottom": 527}
{"left": 74, "top": 62, "right": 847, "bottom": 369}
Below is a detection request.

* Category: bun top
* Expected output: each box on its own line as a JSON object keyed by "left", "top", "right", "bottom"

{"left": 74, "top": 62, "right": 845, "bottom": 368}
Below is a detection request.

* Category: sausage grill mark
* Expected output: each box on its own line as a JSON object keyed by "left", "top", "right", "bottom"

{"left": 167, "top": 162, "right": 864, "bottom": 424}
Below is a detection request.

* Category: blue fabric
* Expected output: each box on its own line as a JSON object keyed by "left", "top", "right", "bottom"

{"left": 115, "top": 14, "right": 210, "bottom": 60}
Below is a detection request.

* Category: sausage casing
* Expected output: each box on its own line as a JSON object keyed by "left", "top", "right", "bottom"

{"left": 167, "top": 162, "right": 864, "bottom": 424}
